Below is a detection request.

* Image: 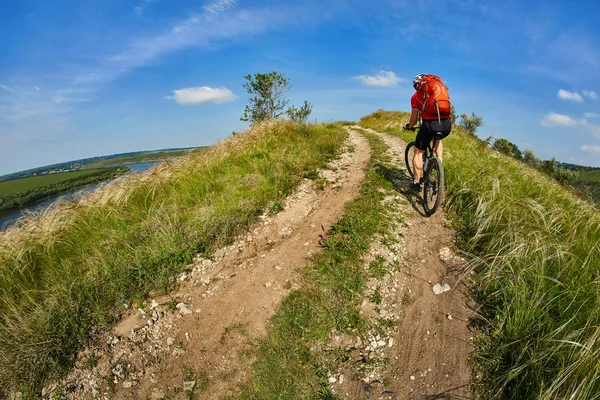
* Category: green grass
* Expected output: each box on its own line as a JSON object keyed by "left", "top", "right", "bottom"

{"left": 0, "top": 167, "right": 129, "bottom": 214}
{"left": 359, "top": 110, "right": 600, "bottom": 400}
{"left": 0, "top": 121, "right": 347, "bottom": 397}
{"left": 580, "top": 169, "right": 600, "bottom": 183}
{"left": 0, "top": 169, "right": 107, "bottom": 195}
{"left": 240, "top": 129, "right": 396, "bottom": 399}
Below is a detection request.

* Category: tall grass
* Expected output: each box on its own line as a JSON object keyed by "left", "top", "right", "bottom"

{"left": 0, "top": 121, "right": 347, "bottom": 396}
{"left": 360, "top": 110, "right": 600, "bottom": 399}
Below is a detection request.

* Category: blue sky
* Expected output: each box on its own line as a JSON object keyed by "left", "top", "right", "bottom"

{"left": 1, "top": 0, "right": 600, "bottom": 175}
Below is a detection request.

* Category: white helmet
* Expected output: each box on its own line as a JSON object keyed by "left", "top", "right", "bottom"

{"left": 413, "top": 74, "right": 426, "bottom": 90}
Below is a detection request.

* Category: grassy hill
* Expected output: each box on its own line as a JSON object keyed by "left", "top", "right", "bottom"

{"left": 580, "top": 170, "right": 600, "bottom": 182}
{"left": 359, "top": 110, "right": 600, "bottom": 399}
{"left": 0, "top": 121, "right": 347, "bottom": 396}
{"left": 0, "top": 114, "right": 598, "bottom": 399}
{"left": 551, "top": 162, "right": 600, "bottom": 203}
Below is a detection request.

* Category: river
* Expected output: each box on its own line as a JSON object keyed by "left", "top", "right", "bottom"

{"left": 0, "top": 162, "right": 156, "bottom": 232}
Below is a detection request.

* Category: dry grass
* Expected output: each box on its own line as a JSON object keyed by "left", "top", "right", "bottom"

{"left": 360, "top": 110, "right": 600, "bottom": 399}
{"left": 0, "top": 120, "right": 348, "bottom": 396}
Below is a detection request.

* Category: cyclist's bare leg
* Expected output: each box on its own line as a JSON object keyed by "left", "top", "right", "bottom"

{"left": 433, "top": 138, "right": 443, "bottom": 161}
{"left": 413, "top": 148, "right": 425, "bottom": 183}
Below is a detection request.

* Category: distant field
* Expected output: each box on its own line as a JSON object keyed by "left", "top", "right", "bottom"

{"left": 82, "top": 149, "right": 200, "bottom": 169}
{"left": 0, "top": 169, "right": 106, "bottom": 195}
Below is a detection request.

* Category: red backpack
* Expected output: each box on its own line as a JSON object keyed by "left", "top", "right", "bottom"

{"left": 419, "top": 74, "right": 452, "bottom": 121}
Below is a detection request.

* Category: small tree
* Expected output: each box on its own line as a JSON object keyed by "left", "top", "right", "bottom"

{"left": 241, "top": 72, "right": 291, "bottom": 123}
{"left": 492, "top": 138, "right": 523, "bottom": 160}
{"left": 523, "top": 149, "right": 540, "bottom": 167}
{"left": 286, "top": 100, "right": 313, "bottom": 122}
{"left": 241, "top": 71, "right": 313, "bottom": 124}
{"left": 458, "top": 112, "right": 484, "bottom": 135}
{"left": 450, "top": 105, "right": 458, "bottom": 123}
{"left": 541, "top": 157, "right": 558, "bottom": 176}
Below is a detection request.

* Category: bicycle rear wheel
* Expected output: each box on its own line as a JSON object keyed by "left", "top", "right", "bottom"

{"left": 423, "top": 157, "right": 444, "bottom": 215}
{"left": 405, "top": 142, "right": 416, "bottom": 179}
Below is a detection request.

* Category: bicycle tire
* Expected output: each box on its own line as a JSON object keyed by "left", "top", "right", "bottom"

{"left": 405, "top": 142, "right": 417, "bottom": 179}
{"left": 423, "top": 157, "right": 444, "bottom": 215}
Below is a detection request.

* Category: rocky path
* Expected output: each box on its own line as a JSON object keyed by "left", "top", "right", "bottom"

{"left": 45, "top": 126, "right": 473, "bottom": 400}
{"left": 47, "top": 129, "right": 371, "bottom": 399}
{"left": 350, "top": 127, "right": 473, "bottom": 399}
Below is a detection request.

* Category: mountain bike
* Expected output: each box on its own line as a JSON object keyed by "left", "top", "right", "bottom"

{"left": 403, "top": 131, "right": 444, "bottom": 216}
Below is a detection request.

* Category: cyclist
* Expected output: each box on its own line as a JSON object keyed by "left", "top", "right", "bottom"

{"left": 403, "top": 73, "right": 452, "bottom": 189}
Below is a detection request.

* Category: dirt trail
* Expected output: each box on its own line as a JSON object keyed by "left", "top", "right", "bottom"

{"left": 50, "top": 129, "right": 371, "bottom": 399}
{"left": 45, "top": 126, "right": 473, "bottom": 400}
{"left": 358, "top": 127, "right": 473, "bottom": 399}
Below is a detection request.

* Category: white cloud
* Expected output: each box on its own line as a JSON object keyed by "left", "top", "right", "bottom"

{"left": 584, "top": 112, "right": 599, "bottom": 118}
{"left": 583, "top": 90, "right": 597, "bottom": 100}
{"left": 557, "top": 89, "right": 583, "bottom": 102}
{"left": 1, "top": 2, "right": 299, "bottom": 135}
{"left": 352, "top": 70, "right": 403, "bottom": 87}
{"left": 35, "top": 1, "right": 284, "bottom": 107}
{"left": 581, "top": 145, "right": 600, "bottom": 153}
{"left": 104, "top": 2, "right": 286, "bottom": 87}
{"left": 204, "top": 0, "right": 236, "bottom": 14}
{"left": 540, "top": 112, "right": 578, "bottom": 127}
{"left": 166, "top": 86, "right": 237, "bottom": 104}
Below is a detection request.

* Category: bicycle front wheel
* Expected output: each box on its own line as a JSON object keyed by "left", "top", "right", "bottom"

{"left": 423, "top": 157, "right": 444, "bottom": 215}
{"left": 405, "top": 142, "right": 417, "bottom": 179}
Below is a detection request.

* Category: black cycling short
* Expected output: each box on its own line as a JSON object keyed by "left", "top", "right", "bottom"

{"left": 415, "top": 119, "right": 452, "bottom": 150}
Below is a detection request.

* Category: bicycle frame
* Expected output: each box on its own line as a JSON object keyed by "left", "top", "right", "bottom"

{"left": 403, "top": 127, "right": 445, "bottom": 215}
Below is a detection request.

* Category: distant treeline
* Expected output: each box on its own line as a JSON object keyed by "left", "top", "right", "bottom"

{"left": 0, "top": 167, "right": 129, "bottom": 214}
{"left": 559, "top": 162, "right": 600, "bottom": 174}
{"left": 0, "top": 147, "right": 200, "bottom": 182}
{"left": 82, "top": 149, "right": 200, "bottom": 169}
